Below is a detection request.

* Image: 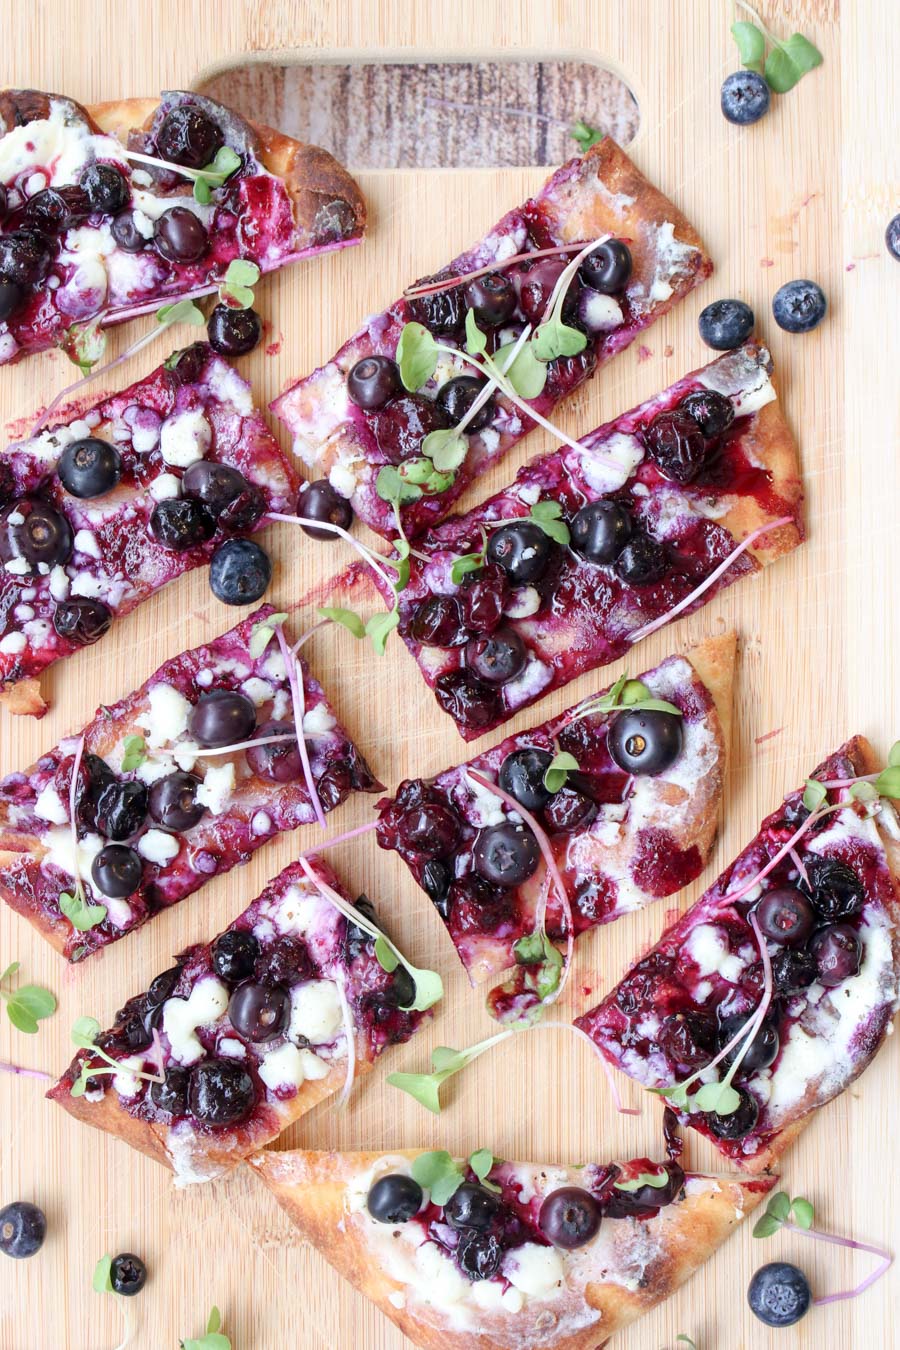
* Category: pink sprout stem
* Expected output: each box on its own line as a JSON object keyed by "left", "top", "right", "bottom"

{"left": 30, "top": 321, "right": 169, "bottom": 437}
{"left": 539, "top": 1021, "right": 641, "bottom": 1117}
{"left": 67, "top": 735, "right": 86, "bottom": 901}
{"left": 301, "top": 819, "right": 379, "bottom": 858}
{"left": 781, "top": 1221, "right": 893, "bottom": 1306}
{"left": 822, "top": 772, "right": 879, "bottom": 789}
{"left": 538, "top": 234, "right": 610, "bottom": 327}
{"left": 275, "top": 626, "right": 326, "bottom": 830}
{"left": 725, "top": 803, "right": 842, "bottom": 904}
{"left": 629, "top": 515, "right": 795, "bottom": 644}
{"left": 268, "top": 513, "right": 396, "bottom": 590}
{"left": 334, "top": 972, "right": 357, "bottom": 1110}
{"left": 0, "top": 1060, "right": 52, "bottom": 1082}
{"left": 468, "top": 770, "right": 575, "bottom": 1002}
{"left": 198, "top": 734, "right": 300, "bottom": 758}
{"left": 403, "top": 243, "right": 591, "bottom": 298}
{"left": 788, "top": 846, "right": 810, "bottom": 888}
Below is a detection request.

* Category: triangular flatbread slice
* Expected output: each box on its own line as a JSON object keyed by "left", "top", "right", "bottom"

{"left": 250, "top": 1146, "right": 774, "bottom": 1349}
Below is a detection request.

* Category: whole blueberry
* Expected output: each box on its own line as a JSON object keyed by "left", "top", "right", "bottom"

{"left": 53, "top": 598, "right": 112, "bottom": 646}
{"left": 698, "top": 298, "right": 755, "bottom": 351}
{"left": 298, "top": 479, "right": 354, "bottom": 539}
{"left": 805, "top": 857, "right": 864, "bottom": 921}
{"left": 91, "top": 844, "right": 143, "bottom": 898}
{"left": 487, "top": 520, "right": 554, "bottom": 584}
{"left": 434, "top": 671, "right": 501, "bottom": 730}
{"left": 643, "top": 408, "right": 710, "bottom": 483}
{"left": 615, "top": 532, "right": 668, "bottom": 584}
{"left": 408, "top": 595, "right": 470, "bottom": 648}
{"left": 153, "top": 207, "right": 209, "bottom": 264}
{"left": 707, "top": 1087, "right": 759, "bottom": 1139}
{"left": 187, "top": 1058, "right": 256, "bottom": 1125}
{"left": 94, "top": 780, "right": 149, "bottom": 841}
{"left": 539, "top": 1186, "right": 602, "bottom": 1249}
{"left": 436, "top": 375, "right": 495, "bottom": 432}
{"left": 110, "top": 1252, "right": 147, "bottom": 1296}
{"left": 464, "top": 272, "right": 516, "bottom": 325}
{"left": 366, "top": 1174, "right": 423, "bottom": 1224}
{"left": 211, "top": 930, "right": 260, "bottom": 983}
{"left": 886, "top": 214, "right": 900, "bottom": 262}
{"left": 209, "top": 538, "right": 272, "bottom": 605}
{"left": 189, "top": 689, "right": 256, "bottom": 748}
{"left": 111, "top": 212, "right": 146, "bottom": 252}
{"left": 465, "top": 626, "right": 527, "bottom": 686}
{"left": 717, "top": 1013, "right": 780, "bottom": 1072}
{"left": 720, "top": 70, "right": 771, "bottom": 125}
{"left": 748, "top": 1261, "right": 811, "bottom": 1328}
{"left": 149, "top": 498, "right": 216, "bottom": 551}
{"left": 754, "top": 886, "right": 816, "bottom": 945}
{"left": 181, "top": 461, "right": 250, "bottom": 518}
{"left": 772, "top": 279, "right": 827, "bottom": 334}
{"left": 579, "top": 239, "right": 633, "bottom": 293}
{"left": 570, "top": 500, "right": 632, "bottom": 563}
{"left": 79, "top": 164, "right": 129, "bottom": 215}
{"left": 156, "top": 106, "right": 224, "bottom": 170}
{"left": 0, "top": 1202, "right": 46, "bottom": 1259}
{"left": 809, "top": 923, "right": 862, "bottom": 987}
{"left": 346, "top": 354, "right": 402, "bottom": 411}
{"left": 607, "top": 709, "right": 683, "bottom": 776}
{"left": 679, "top": 389, "right": 735, "bottom": 440}
{"left": 498, "top": 747, "right": 553, "bottom": 812}
{"left": 57, "top": 437, "right": 122, "bottom": 499}
{"left": 443, "top": 1183, "right": 501, "bottom": 1232}
{"left": 473, "top": 821, "right": 540, "bottom": 886}
{"left": 148, "top": 771, "right": 206, "bottom": 831}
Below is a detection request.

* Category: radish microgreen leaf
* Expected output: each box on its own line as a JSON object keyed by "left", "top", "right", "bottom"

{"left": 613, "top": 1168, "right": 670, "bottom": 1192}
{"left": 192, "top": 145, "right": 241, "bottom": 203}
{"left": 570, "top": 672, "right": 682, "bottom": 724}
{"left": 63, "top": 317, "right": 107, "bottom": 373}
{"left": 0, "top": 962, "right": 56, "bottom": 1035}
{"left": 421, "top": 427, "right": 468, "bottom": 472}
{"left": 802, "top": 778, "right": 828, "bottom": 811}
{"left": 156, "top": 298, "right": 205, "bottom": 328}
{"left": 495, "top": 336, "right": 547, "bottom": 398}
{"left": 464, "top": 309, "right": 488, "bottom": 356}
{"left": 397, "top": 321, "right": 438, "bottom": 391}
{"left": 92, "top": 1253, "right": 114, "bottom": 1293}
{"left": 412, "top": 1150, "right": 465, "bottom": 1205}
{"left": 374, "top": 934, "right": 399, "bottom": 973}
{"left": 219, "top": 257, "right": 260, "bottom": 309}
{"left": 469, "top": 1147, "right": 502, "bottom": 1193}
{"left": 730, "top": 5, "right": 822, "bottom": 93}
{"left": 59, "top": 889, "right": 106, "bottom": 932}
{"left": 318, "top": 607, "right": 366, "bottom": 639}
{"left": 542, "top": 751, "right": 579, "bottom": 794}
{"left": 570, "top": 120, "right": 604, "bottom": 153}
{"left": 181, "top": 1305, "right": 231, "bottom": 1350}
{"left": 248, "top": 611, "right": 289, "bottom": 659}
{"left": 753, "top": 1190, "right": 815, "bottom": 1238}
{"left": 387, "top": 1031, "right": 509, "bottom": 1114}
{"left": 120, "top": 734, "right": 148, "bottom": 772}
{"left": 731, "top": 20, "right": 766, "bottom": 70}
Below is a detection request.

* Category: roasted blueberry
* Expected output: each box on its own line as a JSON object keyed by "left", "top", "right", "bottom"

{"left": 211, "top": 929, "right": 260, "bottom": 983}
{"left": 79, "top": 163, "right": 129, "bottom": 214}
{"left": 188, "top": 689, "right": 256, "bottom": 748}
{"left": 607, "top": 709, "right": 683, "bottom": 775}
{"left": 456, "top": 1231, "right": 503, "bottom": 1280}
{"left": 436, "top": 375, "right": 495, "bottom": 431}
{"left": 517, "top": 257, "right": 566, "bottom": 323}
{"left": 209, "top": 538, "right": 272, "bottom": 605}
{"left": 187, "top": 1058, "right": 256, "bottom": 1125}
{"left": 397, "top": 803, "right": 460, "bottom": 858}
{"left": 0, "top": 280, "right": 23, "bottom": 322}
{"left": 408, "top": 595, "right": 469, "bottom": 647}
{"left": 615, "top": 532, "right": 668, "bottom": 584}
{"left": 770, "top": 946, "right": 819, "bottom": 995}
{"left": 0, "top": 497, "right": 73, "bottom": 571}
{"left": 109, "top": 1252, "right": 147, "bottom": 1296}
{"left": 707, "top": 1087, "right": 759, "bottom": 1139}
{"left": 149, "top": 497, "right": 216, "bottom": 551}
{"left": 57, "top": 437, "right": 122, "bottom": 499}
{"left": 772, "top": 279, "right": 827, "bottom": 334}
{"left": 347, "top": 354, "right": 402, "bottom": 411}
{"left": 579, "top": 239, "right": 632, "bottom": 293}
{"left": 570, "top": 500, "right": 632, "bottom": 563}
{"left": 245, "top": 720, "right": 303, "bottom": 783}
{"left": 458, "top": 565, "right": 508, "bottom": 633}
{"left": 95, "top": 780, "right": 148, "bottom": 841}
{"left": 465, "top": 626, "right": 527, "bottom": 686}
{"left": 207, "top": 304, "right": 262, "bottom": 357}
{"left": 90, "top": 844, "right": 143, "bottom": 898}
{"left": 444, "top": 1182, "right": 501, "bottom": 1231}
{"left": 698, "top": 298, "right": 755, "bottom": 351}
{"left": 148, "top": 771, "right": 206, "bottom": 831}
{"left": 156, "top": 105, "right": 224, "bottom": 169}
{"left": 434, "top": 671, "right": 501, "bottom": 730}
{"left": 153, "top": 207, "right": 209, "bottom": 263}
{"left": 297, "top": 479, "right": 354, "bottom": 539}
{"left": 604, "top": 1164, "right": 685, "bottom": 1218}
{"left": 804, "top": 857, "right": 864, "bottom": 921}
{"left": 0, "top": 230, "right": 51, "bottom": 286}
{"left": 809, "top": 923, "right": 862, "bottom": 987}
{"left": 111, "top": 212, "right": 146, "bottom": 251}
{"left": 755, "top": 886, "right": 816, "bottom": 945}
{"left": 717, "top": 1013, "right": 779, "bottom": 1072}
{"left": 421, "top": 859, "right": 452, "bottom": 915}
{"left": 53, "top": 598, "right": 112, "bottom": 646}
{"left": 0, "top": 1202, "right": 46, "bottom": 1259}
{"left": 473, "top": 822, "right": 540, "bottom": 886}
{"left": 720, "top": 70, "right": 771, "bottom": 125}
{"left": 23, "top": 186, "right": 88, "bottom": 234}
{"left": 748, "top": 1262, "right": 811, "bottom": 1328}
{"left": 643, "top": 408, "right": 710, "bottom": 483}
{"left": 181, "top": 461, "right": 246, "bottom": 517}
{"left": 656, "top": 1010, "right": 717, "bottom": 1072}
{"left": 464, "top": 272, "right": 516, "bottom": 326}
{"left": 228, "top": 981, "right": 290, "bottom": 1042}
{"left": 539, "top": 1186, "right": 602, "bottom": 1249}
{"left": 150, "top": 1066, "right": 189, "bottom": 1116}
{"left": 486, "top": 520, "right": 553, "bottom": 583}
{"left": 407, "top": 285, "right": 464, "bottom": 335}
{"left": 679, "top": 389, "right": 735, "bottom": 440}
{"left": 498, "top": 747, "right": 553, "bottom": 812}
{"left": 372, "top": 394, "right": 449, "bottom": 464}
{"left": 366, "top": 1174, "right": 423, "bottom": 1224}
{"left": 543, "top": 786, "right": 597, "bottom": 833}
{"left": 147, "top": 966, "right": 182, "bottom": 1006}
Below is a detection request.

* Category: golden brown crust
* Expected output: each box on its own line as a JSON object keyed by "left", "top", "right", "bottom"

{"left": 1, "top": 677, "right": 48, "bottom": 718}
{"left": 88, "top": 95, "right": 366, "bottom": 242}
{"left": 249, "top": 1149, "right": 773, "bottom": 1350}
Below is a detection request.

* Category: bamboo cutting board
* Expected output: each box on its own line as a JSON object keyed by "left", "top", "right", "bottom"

{"left": 1, "top": 2, "right": 898, "bottom": 1347}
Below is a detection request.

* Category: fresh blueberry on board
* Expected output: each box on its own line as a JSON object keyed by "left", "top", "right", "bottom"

{"left": 772, "top": 279, "right": 827, "bottom": 333}
{"left": 748, "top": 1261, "right": 811, "bottom": 1327}
{"left": 0, "top": 1202, "right": 46, "bottom": 1259}
{"left": 698, "top": 298, "right": 755, "bottom": 350}
{"left": 208, "top": 538, "right": 273, "bottom": 605}
{"left": 721, "top": 70, "right": 771, "bottom": 124}
{"left": 886, "top": 214, "right": 900, "bottom": 260}
{"left": 109, "top": 1252, "right": 147, "bottom": 1296}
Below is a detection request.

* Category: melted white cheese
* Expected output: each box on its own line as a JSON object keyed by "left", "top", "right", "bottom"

{"left": 289, "top": 980, "right": 343, "bottom": 1045}
{"left": 162, "top": 978, "right": 229, "bottom": 1065}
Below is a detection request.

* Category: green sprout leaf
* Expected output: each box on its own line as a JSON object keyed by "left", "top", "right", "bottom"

{"left": 388, "top": 1033, "right": 505, "bottom": 1114}
{"left": 376, "top": 464, "right": 422, "bottom": 508}
{"left": 752, "top": 1212, "right": 783, "bottom": 1239}
{"left": 120, "top": 734, "right": 148, "bottom": 773}
{"left": 248, "top": 611, "right": 289, "bottom": 660}
{"left": 731, "top": 20, "right": 766, "bottom": 69}
{"left": 676, "top": 1338, "right": 698, "bottom": 1350}
{"left": 192, "top": 145, "right": 241, "bottom": 202}
{"left": 399, "top": 457, "right": 454, "bottom": 493}
{"left": 422, "top": 427, "right": 468, "bottom": 472}
{"left": 570, "top": 120, "right": 604, "bottom": 153}
{"left": 450, "top": 552, "right": 484, "bottom": 583}
{"left": 156, "top": 298, "right": 205, "bottom": 328}
{"left": 531, "top": 315, "right": 588, "bottom": 364}
{"left": 412, "top": 1150, "right": 465, "bottom": 1205}
{"left": 374, "top": 934, "right": 399, "bottom": 974}
{"left": 465, "top": 308, "right": 488, "bottom": 356}
{"left": 613, "top": 1168, "right": 670, "bottom": 1193}
{"left": 59, "top": 889, "right": 107, "bottom": 932}
{"left": 752, "top": 1189, "right": 814, "bottom": 1238}
{"left": 219, "top": 257, "right": 261, "bottom": 309}
{"left": 318, "top": 606, "right": 366, "bottom": 640}
{"left": 765, "top": 34, "right": 823, "bottom": 93}
{"left": 0, "top": 964, "right": 56, "bottom": 1036}
{"left": 654, "top": 1081, "right": 690, "bottom": 1110}
{"left": 63, "top": 317, "right": 108, "bottom": 373}
{"left": 768, "top": 1191, "right": 792, "bottom": 1223}
{"left": 366, "top": 609, "right": 400, "bottom": 656}
{"left": 396, "top": 322, "right": 438, "bottom": 391}
{"left": 571, "top": 670, "right": 682, "bottom": 724}
{"left": 543, "top": 751, "right": 579, "bottom": 794}
{"left": 792, "top": 1196, "right": 814, "bottom": 1229}
{"left": 469, "top": 1147, "right": 501, "bottom": 1192}
{"left": 802, "top": 778, "right": 828, "bottom": 812}
{"left": 495, "top": 338, "right": 548, "bottom": 399}
{"left": 850, "top": 780, "right": 879, "bottom": 804}
{"left": 72, "top": 1015, "right": 101, "bottom": 1049}
{"left": 528, "top": 499, "right": 571, "bottom": 546}
{"left": 92, "top": 1254, "right": 113, "bottom": 1294}
{"left": 875, "top": 766, "right": 900, "bottom": 800}
{"left": 889, "top": 742, "right": 900, "bottom": 769}
{"left": 181, "top": 1304, "right": 232, "bottom": 1350}
{"left": 692, "top": 1080, "right": 742, "bottom": 1116}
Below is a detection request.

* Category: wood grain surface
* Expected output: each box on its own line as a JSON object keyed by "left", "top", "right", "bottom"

{"left": 1, "top": 2, "right": 897, "bottom": 1348}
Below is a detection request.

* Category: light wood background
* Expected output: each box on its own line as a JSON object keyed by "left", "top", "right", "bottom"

{"left": 1, "top": 2, "right": 897, "bottom": 1347}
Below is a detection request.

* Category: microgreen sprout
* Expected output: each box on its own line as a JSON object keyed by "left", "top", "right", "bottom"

{"left": 566, "top": 672, "right": 682, "bottom": 726}
{"left": 449, "top": 500, "right": 570, "bottom": 582}
{"left": 403, "top": 243, "right": 588, "bottom": 299}
{"left": 542, "top": 751, "right": 579, "bottom": 794}
{"left": 218, "top": 258, "right": 260, "bottom": 310}
{"left": 33, "top": 298, "right": 205, "bottom": 436}
{"left": 275, "top": 624, "right": 326, "bottom": 830}
{"left": 613, "top": 1167, "right": 671, "bottom": 1193}
{"left": 531, "top": 236, "right": 609, "bottom": 363}
{"left": 411, "top": 1148, "right": 503, "bottom": 1204}
{"left": 120, "top": 735, "right": 148, "bottom": 773}
{"left": 731, "top": 2, "right": 823, "bottom": 93}
{"left": 180, "top": 1305, "right": 231, "bottom": 1350}
{"left": 58, "top": 735, "right": 107, "bottom": 934}
{"left": 124, "top": 145, "right": 241, "bottom": 202}
{"left": 62, "top": 316, "right": 107, "bottom": 374}
{"left": 334, "top": 972, "right": 356, "bottom": 1109}
{"left": 570, "top": 121, "right": 604, "bottom": 153}
{"left": 248, "top": 612, "right": 289, "bottom": 660}
{"left": 298, "top": 857, "right": 443, "bottom": 1013}
{"left": 752, "top": 1190, "right": 893, "bottom": 1306}
{"left": 93, "top": 1253, "right": 137, "bottom": 1350}
{"left": 69, "top": 1016, "right": 164, "bottom": 1099}
{"left": 0, "top": 962, "right": 56, "bottom": 1035}
{"left": 676, "top": 1337, "right": 698, "bottom": 1350}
